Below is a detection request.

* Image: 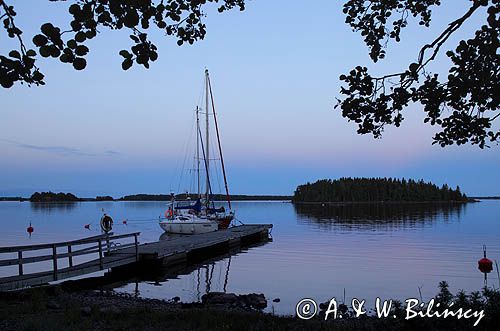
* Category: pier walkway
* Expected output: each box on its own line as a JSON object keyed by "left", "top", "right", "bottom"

{"left": 0, "top": 224, "right": 272, "bottom": 291}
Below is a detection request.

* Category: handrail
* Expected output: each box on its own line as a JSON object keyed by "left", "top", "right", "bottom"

{"left": 0, "top": 232, "right": 140, "bottom": 253}
{"left": 0, "top": 232, "right": 141, "bottom": 281}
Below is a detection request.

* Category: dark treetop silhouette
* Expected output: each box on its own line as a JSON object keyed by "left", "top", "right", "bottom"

{"left": 293, "top": 177, "right": 468, "bottom": 203}
{"left": 30, "top": 191, "right": 80, "bottom": 202}
{"left": 1, "top": 0, "right": 498, "bottom": 148}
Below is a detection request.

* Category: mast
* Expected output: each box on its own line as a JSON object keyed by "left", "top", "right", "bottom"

{"left": 196, "top": 106, "right": 200, "bottom": 198}
{"left": 205, "top": 69, "right": 210, "bottom": 204}
{"left": 207, "top": 73, "right": 232, "bottom": 210}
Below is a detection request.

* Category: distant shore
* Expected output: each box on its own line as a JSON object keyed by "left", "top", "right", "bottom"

{"left": 0, "top": 193, "right": 293, "bottom": 202}
{"left": 2, "top": 190, "right": 499, "bottom": 203}
{"left": 469, "top": 196, "right": 500, "bottom": 200}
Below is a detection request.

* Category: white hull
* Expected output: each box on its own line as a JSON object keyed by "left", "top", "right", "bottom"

{"left": 159, "top": 217, "right": 218, "bottom": 235}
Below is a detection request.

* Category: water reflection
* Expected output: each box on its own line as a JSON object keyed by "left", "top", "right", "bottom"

{"left": 106, "top": 240, "right": 268, "bottom": 301}
{"left": 294, "top": 202, "right": 467, "bottom": 231}
{"left": 30, "top": 202, "right": 78, "bottom": 212}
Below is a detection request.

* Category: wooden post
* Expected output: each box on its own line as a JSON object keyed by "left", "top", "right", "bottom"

{"left": 18, "top": 251, "right": 23, "bottom": 276}
{"left": 52, "top": 245, "right": 58, "bottom": 281}
{"left": 134, "top": 233, "right": 139, "bottom": 262}
{"left": 98, "top": 239, "right": 103, "bottom": 270}
{"left": 67, "top": 245, "right": 73, "bottom": 267}
{"left": 106, "top": 235, "right": 110, "bottom": 255}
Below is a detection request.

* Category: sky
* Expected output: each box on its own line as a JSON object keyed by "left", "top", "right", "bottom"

{"left": 0, "top": 0, "right": 499, "bottom": 197}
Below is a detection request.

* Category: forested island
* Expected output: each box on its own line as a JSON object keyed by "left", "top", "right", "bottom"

{"left": 293, "top": 178, "right": 469, "bottom": 203}
{"left": 30, "top": 192, "right": 80, "bottom": 202}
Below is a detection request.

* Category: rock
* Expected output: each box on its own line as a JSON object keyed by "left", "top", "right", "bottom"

{"left": 46, "top": 300, "right": 61, "bottom": 309}
{"left": 272, "top": 298, "right": 280, "bottom": 303}
{"left": 239, "top": 293, "right": 267, "bottom": 309}
{"left": 172, "top": 296, "right": 180, "bottom": 303}
{"left": 202, "top": 292, "right": 239, "bottom": 305}
{"left": 81, "top": 306, "right": 92, "bottom": 316}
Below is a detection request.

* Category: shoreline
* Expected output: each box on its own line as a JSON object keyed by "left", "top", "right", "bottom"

{"left": 292, "top": 199, "right": 477, "bottom": 205}
{"left": 0, "top": 283, "right": 498, "bottom": 331}
{"left": 1, "top": 199, "right": 483, "bottom": 203}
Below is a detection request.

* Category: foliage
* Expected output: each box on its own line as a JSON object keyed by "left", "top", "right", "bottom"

{"left": 0, "top": 0, "right": 244, "bottom": 88}
{"left": 1, "top": 1, "right": 498, "bottom": 148}
{"left": 336, "top": 0, "right": 499, "bottom": 148}
{"left": 30, "top": 191, "right": 80, "bottom": 202}
{"left": 293, "top": 177, "right": 468, "bottom": 203}
{"left": 95, "top": 195, "right": 114, "bottom": 201}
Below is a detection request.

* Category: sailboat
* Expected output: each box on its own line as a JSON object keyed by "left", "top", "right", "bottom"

{"left": 159, "top": 70, "right": 235, "bottom": 235}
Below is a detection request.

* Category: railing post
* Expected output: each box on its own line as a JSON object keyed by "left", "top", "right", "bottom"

{"left": 106, "top": 235, "right": 110, "bottom": 255}
{"left": 98, "top": 239, "right": 103, "bottom": 270}
{"left": 67, "top": 245, "right": 73, "bottom": 267}
{"left": 18, "top": 251, "right": 23, "bottom": 276}
{"left": 52, "top": 245, "right": 58, "bottom": 281}
{"left": 134, "top": 233, "right": 139, "bottom": 262}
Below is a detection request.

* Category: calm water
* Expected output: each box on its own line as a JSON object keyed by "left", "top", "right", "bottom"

{"left": 1, "top": 200, "right": 499, "bottom": 315}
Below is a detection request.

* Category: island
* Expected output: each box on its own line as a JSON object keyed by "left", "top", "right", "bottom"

{"left": 30, "top": 192, "right": 80, "bottom": 202}
{"left": 293, "top": 177, "right": 469, "bottom": 203}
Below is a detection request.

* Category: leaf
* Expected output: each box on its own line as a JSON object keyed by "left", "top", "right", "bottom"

{"left": 75, "top": 45, "right": 89, "bottom": 56}
{"left": 75, "top": 31, "right": 86, "bottom": 43}
{"left": 67, "top": 39, "right": 77, "bottom": 49}
{"left": 9, "top": 50, "right": 21, "bottom": 59}
{"left": 72, "top": 57, "right": 86, "bottom": 70}
{"left": 40, "top": 23, "right": 54, "bottom": 36}
{"left": 39, "top": 46, "right": 51, "bottom": 58}
{"left": 119, "top": 50, "right": 132, "bottom": 58}
{"left": 59, "top": 53, "right": 71, "bottom": 63}
{"left": 33, "top": 34, "right": 48, "bottom": 47}
{"left": 69, "top": 4, "right": 80, "bottom": 15}
{"left": 409, "top": 63, "right": 419, "bottom": 73}
{"left": 122, "top": 58, "right": 133, "bottom": 70}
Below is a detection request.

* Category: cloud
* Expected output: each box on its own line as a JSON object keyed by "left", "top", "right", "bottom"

{"left": 0, "top": 139, "right": 120, "bottom": 157}
{"left": 104, "top": 150, "right": 121, "bottom": 156}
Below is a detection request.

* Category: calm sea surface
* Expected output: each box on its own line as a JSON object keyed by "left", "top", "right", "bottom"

{"left": 1, "top": 200, "right": 499, "bottom": 315}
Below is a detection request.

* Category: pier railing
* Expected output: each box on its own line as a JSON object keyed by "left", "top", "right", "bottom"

{"left": 0, "top": 232, "right": 140, "bottom": 283}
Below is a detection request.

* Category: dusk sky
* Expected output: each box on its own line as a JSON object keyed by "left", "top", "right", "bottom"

{"left": 1, "top": 1, "right": 499, "bottom": 197}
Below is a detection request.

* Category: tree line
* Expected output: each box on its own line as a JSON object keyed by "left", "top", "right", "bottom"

{"left": 293, "top": 177, "right": 468, "bottom": 203}
{"left": 30, "top": 191, "right": 79, "bottom": 202}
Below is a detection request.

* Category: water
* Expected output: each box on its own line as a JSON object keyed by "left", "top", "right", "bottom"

{"left": 1, "top": 200, "right": 499, "bottom": 315}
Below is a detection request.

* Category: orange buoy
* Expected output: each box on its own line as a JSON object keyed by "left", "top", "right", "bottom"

{"left": 479, "top": 245, "right": 493, "bottom": 273}
{"left": 122, "top": 220, "right": 127, "bottom": 225}
{"left": 27, "top": 222, "right": 34, "bottom": 234}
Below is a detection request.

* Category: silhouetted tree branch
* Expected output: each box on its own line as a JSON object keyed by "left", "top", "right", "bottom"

{"left": 1, "top": 0, "right": 498, "bottom": 149}
{"left": 0, "top": 0, "right": 244, "bottom": 87}
{"left": 336, "top": 0, "right": 499, "bottom": 148}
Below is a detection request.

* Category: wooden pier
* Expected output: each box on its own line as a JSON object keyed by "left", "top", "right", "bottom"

{"left": 0, "top": 224, "right": 272, "bottom": 291}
